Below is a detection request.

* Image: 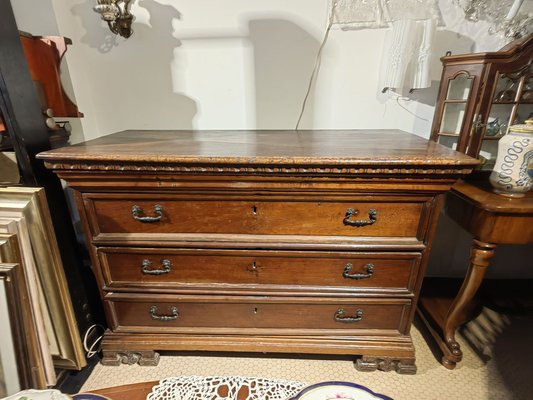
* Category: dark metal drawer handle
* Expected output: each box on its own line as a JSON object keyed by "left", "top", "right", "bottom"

{"left": 343, "top": 263, "right": 374, "bottom": 280}
{"left": 142, "top": 259, "right": 171, "bottom": 275}
{"left": 131, "top": 204, "right": 163, "bottom": 223}
{"left": 149, "top": 306, "right": 179, "bottom": 321}
{"left": 334, "top": 308, "right": 363, "bottom": 323}
{"left": 343, "top": 208, "right": 377, "bottom": 227}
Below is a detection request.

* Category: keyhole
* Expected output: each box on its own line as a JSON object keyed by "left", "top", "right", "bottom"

{"left": 252, "top": 205, "right": 257, "bottom": 215}
{"left": 251, "top": 261, "right": 257, "bottom": 270}
{"left": 253, "top": 307, "right": 258, "bottom": 314}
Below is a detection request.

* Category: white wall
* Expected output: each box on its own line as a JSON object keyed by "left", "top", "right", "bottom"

{"left": 11, "top": 0, "right": 532, "bottom": 278}
{"left": 29, "top": 0, "right": 500, "bottom": 142}
{"left": 12, "top": 0, "right": 60, "bottom": 35}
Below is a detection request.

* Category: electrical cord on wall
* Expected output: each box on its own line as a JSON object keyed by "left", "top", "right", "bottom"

{"left": 295, "top": 1, "right": 337, "bottom": 130}
{"left": 388, "top": 91, "right": 429, "bottom": 121}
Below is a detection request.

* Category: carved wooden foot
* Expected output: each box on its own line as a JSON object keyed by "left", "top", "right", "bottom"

{"left": 101, "top": 350, "right": 160, "bottom": 366}
{"left": 441, "top": 356, "right": 457, "bottom": 370}
{"left": 354, "top": 356, "right": 417, "bottom": 374}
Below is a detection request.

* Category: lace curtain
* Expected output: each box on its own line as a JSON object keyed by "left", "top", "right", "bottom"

{"left": 332, "top": 0, "right": 441, "bottom": 92}
{"left": 332, "top": 0, "right": 530, "bottom": 91}
{"left": 332, "top": 0, "right": 441, "bottom": 29}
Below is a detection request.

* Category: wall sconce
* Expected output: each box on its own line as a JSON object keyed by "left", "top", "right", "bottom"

{"left": 93, "top": 0, "right": 134, "bottom": 38}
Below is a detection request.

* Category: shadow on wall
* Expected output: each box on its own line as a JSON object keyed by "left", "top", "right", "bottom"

{"left": 71, "top": 0, "right": 118, "bottom": 53}
{"left": 248, "top": 19, "right": 319, "bottom": 129}
{"left": 69, "top": 2, "right": 318, "bottom": 130}
{"left": 169, "top": 17, "right": 321, "bottom": 130}
{"left": 70, "top": 0, "right": 197, "bottom": 130}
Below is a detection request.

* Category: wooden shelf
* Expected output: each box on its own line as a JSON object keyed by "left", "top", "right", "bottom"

{"left": 437, "top": 132, "right": 460, "bottom": 137}
{"left": 492, "top": 100, "right": 533, "bottom": 105}
{"left": 443, "top": 99, "right": 468, "bottom": 104}
{"left": 482, "top": 134, "right": 505, "bottom": 140}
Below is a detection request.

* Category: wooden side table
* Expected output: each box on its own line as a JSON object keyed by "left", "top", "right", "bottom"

{"left": 418, "top": 178, "right": 533, "bottom": 369}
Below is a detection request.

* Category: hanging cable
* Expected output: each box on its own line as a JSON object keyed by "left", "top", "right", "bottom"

{"left": 385, "top": 90, "right": 429, "bottom": 121}
{"left": 83, "top": 323, "right": 106, "bottom": 358}
{"left": 295, "top": 1, "right": 337, "bottom": 129}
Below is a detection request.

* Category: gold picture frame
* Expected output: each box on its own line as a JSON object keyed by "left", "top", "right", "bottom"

{"left": 0, "top": 221, "right": 56, "bottom": 385}
{"left": 0, "top": 187, "right": 86, "bottom": 371}
{"left": 0, "top": 227, "right": 55, "bottom": 384}
{"left": 0, "top": 261, "right": 47, "bottom": 393}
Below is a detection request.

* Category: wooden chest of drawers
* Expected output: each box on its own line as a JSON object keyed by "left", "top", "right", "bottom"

{"left": 38, "top": 130, "right": 478, "bottom": 373}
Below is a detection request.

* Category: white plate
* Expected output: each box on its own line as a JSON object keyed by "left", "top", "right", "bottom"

{"left": 289, "top": 382, "right": 392, "bottom": 400}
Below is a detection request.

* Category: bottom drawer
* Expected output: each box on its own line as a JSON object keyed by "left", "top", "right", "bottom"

{"left": 106, "top": 294, "right": 411, "bottom": 335}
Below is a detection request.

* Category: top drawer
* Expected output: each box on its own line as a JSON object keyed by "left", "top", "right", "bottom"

{"left": 83, "top": 193, "right": 429, "bottom": 240}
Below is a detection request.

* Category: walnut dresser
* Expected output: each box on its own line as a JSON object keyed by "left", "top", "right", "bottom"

{"left": 38, "top": 130, "right": 478, "bottom": 374}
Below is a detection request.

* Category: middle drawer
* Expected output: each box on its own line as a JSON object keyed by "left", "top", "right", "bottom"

{"left": 98, "top": 248, "right": 421, "bottom": 295}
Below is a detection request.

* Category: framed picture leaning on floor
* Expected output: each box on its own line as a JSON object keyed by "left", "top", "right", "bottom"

{"left": 0, "top": 187, "right": 86, "bottom": 376}
{"left": 0, "top": 260, "right": 46, "bottom": 394}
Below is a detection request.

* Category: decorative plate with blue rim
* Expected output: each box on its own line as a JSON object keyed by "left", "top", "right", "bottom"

{"left": 71, "top": 395, "right": 110, "bottom": 400}
{"left": 288, "top": 381, "right": 393, "bottom": 400}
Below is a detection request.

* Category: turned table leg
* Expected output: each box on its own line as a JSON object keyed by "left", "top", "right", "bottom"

{"left": 442, "top": 239, "right": 496, "bottom": 369}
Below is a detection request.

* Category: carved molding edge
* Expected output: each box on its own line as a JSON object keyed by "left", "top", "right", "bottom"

{"left": 101, "top": 350, "right": 160, "bottom": 366}
{"left": 355, "top": 356, "right": 417, "bottom": 374}
{"left": 44, "top": 161, "right": 474, "bottom": 176}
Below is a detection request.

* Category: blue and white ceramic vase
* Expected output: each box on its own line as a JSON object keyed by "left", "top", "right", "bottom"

{"left": 489, "top": 119, "right": 533, "bottom": 197}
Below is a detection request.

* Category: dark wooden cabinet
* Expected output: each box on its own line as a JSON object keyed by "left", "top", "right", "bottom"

{"left": 38, "top": 129, "right": 478, "bottom": 374}
{"left": 430, "top": 34, "right": 532, "bottom": 169}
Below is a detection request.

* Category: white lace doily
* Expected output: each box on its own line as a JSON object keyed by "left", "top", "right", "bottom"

{"left": 147, "top": 376, "right": 307, "bottom": 400}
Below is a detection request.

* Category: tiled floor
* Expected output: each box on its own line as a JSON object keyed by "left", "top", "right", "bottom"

{"left": 79, "top": 307, "right": 533, "bottom": 400}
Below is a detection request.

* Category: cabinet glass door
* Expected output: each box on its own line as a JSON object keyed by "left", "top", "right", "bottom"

{"left": 435, "top": 73, "right": 474, "bottom": 151}
{"left": 480, "top": 65, "right": 533, "bottom": 170}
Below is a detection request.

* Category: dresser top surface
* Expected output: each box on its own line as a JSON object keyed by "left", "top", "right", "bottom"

{"left": 38, "top": 129, "right": 478, "bottom": 167}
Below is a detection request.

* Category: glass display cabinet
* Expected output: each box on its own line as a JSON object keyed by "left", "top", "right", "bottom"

{"left": 430, "top": 34, "right": 532, "bottom": 170}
